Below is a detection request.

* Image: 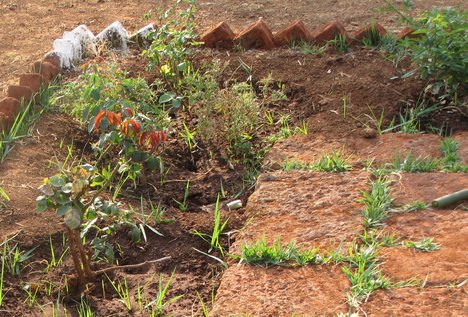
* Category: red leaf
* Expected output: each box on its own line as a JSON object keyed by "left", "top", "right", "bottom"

{"left": 120, "top": 107, "right": 133, "bottom": 118}
{"left": 93, "top": 110, "right": 107, "bottom": 130}
{"left": 138, "top": 130, "right": 167, "bottom": 149}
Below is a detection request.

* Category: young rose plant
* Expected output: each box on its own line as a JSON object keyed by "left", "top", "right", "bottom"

{"left": 89, "top": 107, "right": 168, "bottom": 185}
{"left": 36, "top": 163, "right": 117, "bottom": 283}
{"left": 37, "top": 162, "right": 153, "bottom": 286}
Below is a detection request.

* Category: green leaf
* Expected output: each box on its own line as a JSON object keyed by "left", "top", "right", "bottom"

{"left": 57, "top": 203, "right": 72, "bottom": 217}
{"left": 36, "top": 196, "right": 49, "bottom": 213}
{"left": 172, "top": 97, "right": 182, "bottom": 108}
{"left": 146, "top": 156, "right": 160, "bottom": 171}
{"left": 64, "top": 207, "right": 82, "bottom": 229}
{"left": 72, "top": 179, "right": 88, "bottom": 196}
{"left": 131, "top": 225, "right": 142, "bottom": 243}
{"left": 54, "top": 192, "right": 71, "bottom": 205}
{"left": 177, "top": 62, "right": 187, "bottom": 72}
{"left": 159, "top": 92, "right": 174, "bottom": 104}
{"left": 61, "top": 183, "right": 73, "bottom": 194}
{"left": 38, "top": 184, "right": 55, "bottom": 196}
{"left": 50, "top": 176, "right": 66, "bottom": 188}
{"left": 105, "top": 246, "right": 115, "bottom": 264}
{"left": 90, "top": 88, "right": 101, "bottom": 101}
{"left": 0, "top": 187, "right": 9, "bottom": 201}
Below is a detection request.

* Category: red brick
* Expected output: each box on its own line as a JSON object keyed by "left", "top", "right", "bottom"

{"left": 201, "top": 21, "right": 235, "bottom": 49}
{"left": 273, "top": 20, "right": 311, "bottom": 47}
{"left": 0, "top": 112, "right": 14, "bottom": 131}
{"left": 32, "top": 61, "right": 61, "bottom": 82}
{"left": 311, "top": 21, "right": 347, "bottom": 45}
{"left": 7, "top": 85, "right": 35, "bottom": 104}
{"left": 19, "top": 73, "right": 46, "bottom": 93}
{"left": 397, "top": 27, "right": 422, "bottom": 39}
{"left": 234, "top": 20, "right": 275, "bottom": 50}
{"left": 43, "top": 52, "right": 61, "bottom": 69}
{"left": 353, "top": 22, "right": 387, "bottom": 42}
{"left": 0, "top": 97, "right": 21, "bottom": 116}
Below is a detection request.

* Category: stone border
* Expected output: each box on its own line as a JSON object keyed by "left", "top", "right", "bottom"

{"left": 0, "top": 19, "right": 416, "bottom": 133}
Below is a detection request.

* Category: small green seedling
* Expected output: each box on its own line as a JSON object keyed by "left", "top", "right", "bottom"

{"left": 392, "top": 153, "right": 440, "bottom": 172}
{"left": 404, "top": 237, "right": 440, "bottom": 252}
{"left": 360, "top": 177, "right": 393, "bottom": 228}
{"left": 77, "top": 297, "right": 94, "bottom": 317}
{"left": 193, "top": 194, "right": 229, "bottom": 255}
{"left": 241, "top": 237, "right": 322, "bottom": 266}
{"left": 0, "top": 242, "right": 6, "bottom": 307}
{"left": 173, "top": 180, "right": 190, "bottom": 211}
{"left": 145, "top": 270, "right": 183, "bottom": 316}
{"left": 313, "top": 150, "right": 352, "bottom": 172}
{"left": 106, "top": 275, "right": 132, "bottom": 311}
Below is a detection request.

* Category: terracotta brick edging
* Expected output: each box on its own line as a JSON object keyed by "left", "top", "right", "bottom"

{"left": 0, "top": 18, "right": 417, "bottom": 134}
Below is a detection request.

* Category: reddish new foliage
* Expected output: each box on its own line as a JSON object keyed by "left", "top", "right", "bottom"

{"left": 139, "top": 131, "right": 167, "bottom": 149}
{"left": 120, "top": 107, "right": 133, "bottom": 118}
{"left": 93, "top": 109, "right": 167, "bottom": 150}
{"left": 121, "top": 119, "right": 141, "bottom": 136}
{"left": 93, "top": 110, "right": 121, "bottom": 130}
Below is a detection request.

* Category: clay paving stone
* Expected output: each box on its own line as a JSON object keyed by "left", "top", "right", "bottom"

{"left": 230, "top": 171, "right": 369, "bottom": 254}
{"left": 353, "top": 22, "right": 387, "bottom": 41}
{"left": 381, "top": 209, "right": 468, "bottom": 284}
{"left": 311, "top": 21, "right": 347, "bottom": 44}
{"left": 32, "top": 60, "right": 61, "bottom": 82}
{"left": 266, "top": 133, "right": 444, "bottom": 168}
{"left": 200, "top": 21, "right": 235, "bottom": 48}
{"left": 210, "top": 265, "right": 349, "bottom": 316}
{"left": 361, "top": 287, "right": 467, "bottom": 316}
{"left": 380, "top": 172, "right": 468, "bottom": 284}
{"left": 265, "top": 133, "right": 365, "bottom": 168}
{"left": 453, "top": 131, "right": 468, "bottom": 164}
{"left": 19, "top": 73, "right": 46, "bottom": 93}
{"left": 273, "top": 20, "right": 310, "bottom": 47}
{"left": 389, "top": 172, "right": 467, "bottom": 206}
{"left": 0, "top": 97, "right": 21, "bottom": 116}
{"left": 7, "top": 85, "right": 34, "bottom": 104}
{"left": 359, "top": 133, "right": 444, "bottom": 165}
{"left": 234, "top": 20, "right": 275, "bottom": 50}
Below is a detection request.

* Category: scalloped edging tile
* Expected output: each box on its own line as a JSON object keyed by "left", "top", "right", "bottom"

{"left": 234, "top": 20, "right": 275, "bottom": 50}
{"left": 311, "top": 21, "right": 348, "bottom": 44}
{"left": 273, "top": 20, "right": 310, "bottom": 46}
{"left": 353, "top": 22, "right": 387, "bottom": 41}
{"left": 200, "top": 21, "right": 235, "bottom": 49}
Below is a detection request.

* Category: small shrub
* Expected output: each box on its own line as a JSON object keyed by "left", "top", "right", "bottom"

{"left": 196, "top": 82, "right": 262, "bottom": 160}
{"left": 385, "top": 1, "right": 467, "bottom": 98}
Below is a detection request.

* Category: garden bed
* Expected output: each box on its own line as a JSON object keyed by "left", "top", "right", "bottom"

{"left": 0, "top": 2, "right": 467, "bottom": 316}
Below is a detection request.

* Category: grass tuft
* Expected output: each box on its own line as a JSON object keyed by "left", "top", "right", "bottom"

{"left": 392, "top": 153, "right": 440, "bottom": 172}
{"left": 404, "top": 237, "right": 440, "bottom": 252}
{"left": 281, "top": 151, "right": 352, "bottom": 173}
{"left": 240, "top": 238, "right": 322, "bottom": 266}
{"left": 441, "top": 138, "right": 468, "bottom": 172}
{"left": 360, "top": 178, "right": 393, "bottom": 228}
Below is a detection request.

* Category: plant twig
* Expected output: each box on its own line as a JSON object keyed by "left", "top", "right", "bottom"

{"left": 95, "top": 256, "right": 172, "bottom": 275}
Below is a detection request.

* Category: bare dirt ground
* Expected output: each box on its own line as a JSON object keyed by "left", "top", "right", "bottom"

{"left": 1, "top": 0, "right": 465, "bottom": 92}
